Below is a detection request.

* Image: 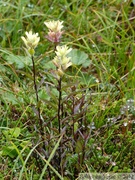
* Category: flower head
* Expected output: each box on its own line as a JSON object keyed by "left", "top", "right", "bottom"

{"left": 52, "top": 45, "right": 72, "bottom": 79}
{"left": 44, "top": 20, "right": 63, "bottom": 32}
{"left": 55, "top": 45, "right": 72, "bottom": 57}
{"left": 21, "top": 30, "right": 40, "bottom": 55}
{"left": 44, "top": 20, "right": 64, "bottom": 43}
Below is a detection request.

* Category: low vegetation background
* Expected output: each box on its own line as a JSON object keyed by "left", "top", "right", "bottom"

{"left": 0, "top": 0, "right": 135, "bottom": 179}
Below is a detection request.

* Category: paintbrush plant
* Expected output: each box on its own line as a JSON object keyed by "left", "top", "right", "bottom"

{"left": 21, "top": 30, "right": 44, "bottom": 139}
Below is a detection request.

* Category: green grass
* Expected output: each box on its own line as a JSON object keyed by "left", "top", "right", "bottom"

{"left": 0, "top": 0, "right": 135, "bottom": 179}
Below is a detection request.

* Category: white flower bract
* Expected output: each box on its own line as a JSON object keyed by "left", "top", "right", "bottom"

{"left": 44, "top": 20, "right": 63, "bottom": 32}
{"left": 55, "top": 45, "right": 72, "bottom": 57}
{"left": 21, "top": 30, "right": 40, "bottom": 50}
{"left": 52, "top": 45, "right": 72, "bottom": 78}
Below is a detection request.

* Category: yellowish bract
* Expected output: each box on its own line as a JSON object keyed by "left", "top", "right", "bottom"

{"left": 44, "top": 20, "right": 63, "bottom": 32}
{"left": 52, "top": 45, "right": 72, "bottom": 79}
{"left": 21, "top": 30, "right": 40, "bottom": 55}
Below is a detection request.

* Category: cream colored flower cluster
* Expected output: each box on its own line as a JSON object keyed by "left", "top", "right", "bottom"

{"left": 44, "top": 20, "right": 63, "bottom": 33}
{"left": 21, "top": 20, "right": 72, "bottom": 78}
{"left": 44, "top": 20, "right": 63, "bottom": 43}
{"left": 21, "top": 30, "right": 40, "bottom": 56}
{"left": 52, "top": 45, "right": 72, "bottom": 79}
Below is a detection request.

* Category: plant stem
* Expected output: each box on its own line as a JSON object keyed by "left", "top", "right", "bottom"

{"left": 54, "top": 42, "right": 58, "bottom": 51}
{"left": 31, "top": 55, "right": 44, "bottom": 137}
{"left": 58, "top": 78, "right": 62, "bottom": 134}
{"left": 58, "top": 77, "right": 62, "bottom": 173}
{"left": 31, "top": 56, "right": 51, "bottom": 179}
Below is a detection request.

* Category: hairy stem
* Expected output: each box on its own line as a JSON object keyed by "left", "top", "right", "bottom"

{"left": 31, "top": 56, "right": 44, "bottom": 137}
{"left": 58, "top": 77, "right": 62, "bottom": 173}
{"left": 58, "top": 78, "right": 62, "bottom": 134}
{"left": 31, "top": 55, "right": 51, "bottom": 180}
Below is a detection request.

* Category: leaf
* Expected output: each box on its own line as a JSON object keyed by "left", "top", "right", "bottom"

{"left": 2, "top": 146, "right": 18, "bottom": 158}
{"left": 2, "top": 130, "right": 11, "bottom": 140}
{"left": 0, "top": 91, "right": 18, "bottom": 105}
{"left": 75, "top": 139, "right": 84, "bottom": 154}
{"left": 44, "top": 60, "right": 56, "bottom": 69}
{"left": 74, "top": 122, "right": 79, "bottom": 133}
{"left": 1, "top": 91, "right": 18, "bottom": 105}
{"left": 38, "top": 89, "right": 50, "bottom": 101}
{"left": 4, "top": 54, "right": 32, "bottom": 69}
{"left": 68, "top": 49, "right": 91, "bottom": 67}
{"left": 9, "top": 127, "right": 21, "bottom": 138}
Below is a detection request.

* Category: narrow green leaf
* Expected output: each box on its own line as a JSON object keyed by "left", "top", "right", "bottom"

{"left": 39, "top": 135, "right": 63, "bottom": 180}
